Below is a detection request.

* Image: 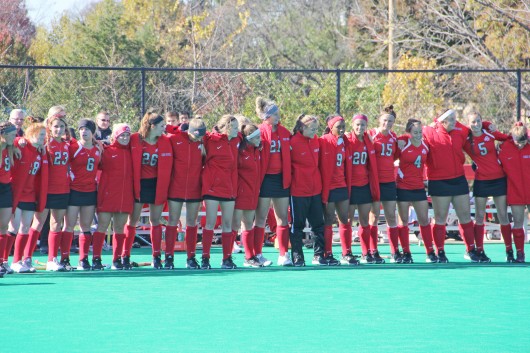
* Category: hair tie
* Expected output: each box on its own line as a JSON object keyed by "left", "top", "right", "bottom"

{"left": 148, "top": 115, "right": 164, "bottom": 125}
{"left": 437, "top": 109, "right": 455, "bottom": 122}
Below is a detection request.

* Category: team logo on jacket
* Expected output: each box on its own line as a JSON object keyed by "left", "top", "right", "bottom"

{"left": 314, "top": 148, "right": 319, "bottom": 152}
{"left": 283, "top": 138, "right": 289, "bottom": 141}
{"left": 95, "top": 151, "right": 100, "bottom": 156}
{"left": 422, "top": 149, "right": 427, "bottom": 154}
{"left": 484, "top": 136, "right": 490, "bottom": 141}
{"left": 389, "top": 137, "right": 395, "bottom": 142}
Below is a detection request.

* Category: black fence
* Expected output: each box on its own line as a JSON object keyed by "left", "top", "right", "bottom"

{"left": 1, "top": 64, "right": 528, "bottom": 132}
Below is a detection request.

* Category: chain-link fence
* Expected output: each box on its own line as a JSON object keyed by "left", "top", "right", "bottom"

{"left": 1, "top": 65, "right": 528, "bottom": 133}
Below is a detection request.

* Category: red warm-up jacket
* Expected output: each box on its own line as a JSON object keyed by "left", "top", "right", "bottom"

{"left": 235, "top": 143, "right": 261, "bottom": 210}
{"left": 130, "top": 133, "right": 173, "bottom": 206}
{"left": 290, "top": 132, "right": 321, "bottom": 197}
{"left": 168, "top": 130, "right": 203, "bottom": 201}
{"left": 319, "top": 133, "right": 352, "bottom": 204}
{"left": 345, "top": 132, "right": 380, "bottom": 202}
{"left": 97, "top": 140, "right": 134, "bottom": 213}
{"left": 498, "top": 140, "right": 530, "bottom": 205}
{"left": 259, "top": 123, "right": 291, "bottom": 188}
{"left": 201, "top": 132, "right": 241, "bottom": 199}
{"left": 11, "top": 138, "right": 48, "bottom": 212}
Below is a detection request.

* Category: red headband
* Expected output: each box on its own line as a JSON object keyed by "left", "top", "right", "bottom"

{"left": 327, "top": 116, "right": 344, "bottom": 130}
{"left": 352, "top": 114, "right": 368, "bottom": 123}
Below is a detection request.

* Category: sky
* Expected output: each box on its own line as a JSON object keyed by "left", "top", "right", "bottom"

{"left": 25, "top": 0, "right": 101, "bottom": 27}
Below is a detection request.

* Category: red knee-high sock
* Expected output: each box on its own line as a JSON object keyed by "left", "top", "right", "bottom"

{"left": 338, "top": 223, "right": 351, "bottom": 256}
{"left": 387, "top": 226, "right": 399, "bottom": 254}
{"left": 398, "top": 225, "right": 410, "bottom": 253}
{"left": 474, "top": 224, "right": 485, "bottom": 251}
{"left": 150, "top": 225, "right": 162, "bottom": 257}
{"left": 60, "top": 231, "right": 73, "bottom": 260}
{"left": 253, "top": 226, "right": 265, "bottom": 255}
{"left": 112, "top": 233, "right": 125, "bottom": 261}
{"left": 242, "top": 229, "right": 255, "bottom": 259}
{"left": 230, "top": 230, "right": 238, "bottom": 254}
{"left": 24, "top": 228, "right": 40, "bottom": 260}
{"left": 92, "top": 231, "right": 106, "bottom": 258}
{"left": 420, "top": 224, "right": 434, "bottom": 254}
{"left": 459, "top": 221, "right": 476, "bottom": 252}
{"left": 500, "top": 224, "right": 512, "bottom": 251}
{"left": 201, "top": 229, "right": 214, "bottom": 259}
{"left": 13, "top": 233, "right": 29, "bottom": 263}
{"left": 48, "top": 231, "right": 62, "bottom": 261}
{"left": 512, "top": 228, "right": 526, "bottom": 253}
{"left": 0, "top": 234, "right": 7, "bottom": 263}
{"left": 122, "top": 225, "right": 136, "bottom": 257}
{"left": 276, "top": 225, "right": 290, "bottom": 256}
{"left": 185, "top": 226, "right": 198, "bottom": 259}
{"left": 164, "top": 225, "right": 178, "bottom": 257}
{"left": 78, "top": 233, "right": 92, "bottom": 260}
{"left": 221, "top": 232, "right": 232, "bottom": 260}
{"left": 369, "top": 225, "right": 379, "bottom": 252}
{"left": 432, "top": 224, "right": 446, "bottom": 252}
{"left": 4, "top": 234, "right": 16, "bottom": 263}
{"left": 359, "top": 225, "right": 371, "bottom": 256}
{"left": 324, "top": 225, "right": 333, "bottom": 256}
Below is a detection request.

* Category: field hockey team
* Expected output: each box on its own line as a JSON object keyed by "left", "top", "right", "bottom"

{"left": 0, "top": 100, "right": 529, "bottom": 276}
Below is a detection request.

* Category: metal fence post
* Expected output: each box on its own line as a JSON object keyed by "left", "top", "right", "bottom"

{"left": 516, "top": 69, "right": 522, "bottom": 122}
{"left": 141, "top": 68, "right": 146, "bottom": 116}
{"left": 336, "top": 69, "right": 341, "bottom": 115}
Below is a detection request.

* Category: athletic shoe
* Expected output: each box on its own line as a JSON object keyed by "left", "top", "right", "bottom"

{"left": 292, "top": 253, "right": 305, "bottom": 267}
{"left": 326, "top": 254, "right": 340, "bottom": 266}
{"left": 77, "top": 257, "right": 91, "bottom": 271}
{"left": 10, "top": 261, "right": 30, "bottom": 273}
{"left": 1, "top": 262, "right": 14, "bottom": 275}
{"left": 232, "top": 242, "right": 242, "bottom": 254}
{"left": 164, "top": 255, "right": 174, "bottom": 269}
{"left": 426, "top": 251, "right": 439, "bottom": 263}
{"left": 372, "top": 251, "right": 385, "bottom": 264}
{"left": 360, "top": 253, "right": 375, "bottom": 264}
{"left": 221, "top": 256, "right": 237, "bottom": 269}
{"left": 91, "top": 257, "right": 105, "bottom": 271}
{"left": 401, "top": 252, "right": 413, "bottom": 264}
{"left": 243, "top": 257, "right": 262, "bottom": 268}
{"left": 152, "top": 255, "right": 163, "bottom": 269}
{"left": 277, "top": 253, "right": 293, "bottom": 266}
{"left": 201, "top": 256, "right": 212, "bottom": 270}
{"left": 255, "top": 253, "right": 272, "bottom": 267}
{"left": 0, "top": 265, "right": 5, "bottom": 276}
{"left": 506, "top": 250, "right": 516, "bottom": 263}
{"left": 111, "top": 259, "right": 123, "bottom": 270}
{"left": 312, "top": 255, "right": 329, "bottom": 266}
{"left": 60, "top": 258, "right": 74, "bottom": 271}
{"left": 122, "top": 256, "right": 133, "bottom": 270}
{"left": 390, "top": 252, "right": 403, "bottom": 264}
{"left": 464, "top": 249, "right": 480, "bottom": 263}
{"left": 478, "top": 251, "right": 491, "bottom": 263}
{"left": 186, "top": 256, "right": 200, "bottom": 269}
{"left": 515, "top": 251, "right": 525, "bottom": 263}
{"left": 437, "top": 250, "right": 449, "bottom": 263}
{"left": 340, "top": 253, "right": 360, "bottom": 266}
{"left": 23, "top": 258, "right": 36, "bottom": 273}
{"left": 46, "top": 258, "right": 66, "bottom": 272}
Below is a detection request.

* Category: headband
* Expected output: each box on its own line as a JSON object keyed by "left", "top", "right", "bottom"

{"left": 149, "top": 115, "right": 164, "bottom": 125}
{"left": 188, "top": 125, "right": 206, "bottom": 138}
{"left": 352, "top": 114, "right": 368, "bottom": 123}
{"left": 327, "top": 116, "right": 344, "bottom": 130}
{"left": 246, "top": 129, "right": 261, "bottom": 141}
{"left": 0, "top": 125, "right": 17, "bottom": 135}
{"left": 437, "top": 109, "right": 455, "bottom": 122}
{"left": 260, "top": 104, "right": 279, "bottom": 120}
{"left": 78, "top": 119, "right": 96, "bottom": 134}
{"left": 112, "top": 125, "right": 131, "bottom": 139}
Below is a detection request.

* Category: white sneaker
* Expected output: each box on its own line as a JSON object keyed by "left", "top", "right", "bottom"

{"left": 256, "top": 253, "right": 272, "bottom": 267}
{"left": 46, "top": 258, "right": 66, "bottom": 272}
{"left": 232, "top": 242, "right": 242, "bottom": 254}
{"left": 23, "top": 258, "right": 36, "bottom": 273}
{"left": 10, "top": 261, "right": 30, "bottom": 273}
{"left": 277, "top": 252, "right": 293, "bottom": 266}
{"left": 1, "top": 262, "right": 14, "bottom": 275}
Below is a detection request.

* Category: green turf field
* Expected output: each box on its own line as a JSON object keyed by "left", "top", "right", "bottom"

{"left": 2, "top": 242, "right": 529, "bottom": 353}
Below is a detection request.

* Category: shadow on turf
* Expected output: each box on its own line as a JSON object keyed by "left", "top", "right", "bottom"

{"left": 0, "top": 282, "right": 54, "bottom": 286}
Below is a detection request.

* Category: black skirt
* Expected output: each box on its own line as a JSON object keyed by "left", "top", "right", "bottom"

{"left": 397, "top": 188, "right": 428, "bottom": 202}
{"left": 138, "top": 178, "right": 157, "bottom": 204}
{"left": 473, "top": 177, "right": 507, "bottom": 198}
{"left": 328, "top": 187, "right": 349, "bottom": 203}
{"left": 350, "top": 184, "right": 372, "bottom": 205}
{"left": 259, "top": 173, "right": 289, "bottom": 198}
{"left": 0, "top": 183, "right": 13, "bottom": 208}
{"left": 379, "top": 182, "right": 397, "bottom": 201}
{"left": 17, "top": 201, "right": 37, "bottom": 211}
{"left": 69, "top": 190, "right": 97, "bottom": 207}
{"left": 428, "top": 176, "right": 469, "bottom": 197}
{"left": 46, "top": 193, "right": 70, "bottom": 210}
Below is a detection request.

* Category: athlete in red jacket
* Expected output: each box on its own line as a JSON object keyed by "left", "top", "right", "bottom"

{"left": 253, "top": 97, "right": 292, "bottom": 267}
{"left": 201, "top": 115, "right": 241, "bottom": 269}
{"left": 319, "top": 115, "right": 357, "bottom": 265}
{"left": 396, "top": 119, "right": 436, "bottom": 263}
{"left": 0, "top": 122, "right": 17, "bottom": 276}
{"left": 464, "top": 112, "right": 510, "bottom": 263}
{"left": 232, "top": 123, "right": 265, "bottom": 267}
{"left": 167, "top": 118, "right": 205, "bottom": 269}
{"left": 94, "top": 123, "right": 134, "bottom": 270}
{"left": 8, "top": 124, "right": 48, "bottom": 273}
{"left": 346, "top": 114, "right": 381, "bottom": 264}
{"left": 126, "top": 113, "right": 173, "bottom": 270}
{"left": 498, "top": 122, "right": 530, "bottom": 263}
{"left": 290, "top": 114, "right": 336, "bottom": 266}
{"left": 368, "top": 106, "right": 399, "bottom": 264}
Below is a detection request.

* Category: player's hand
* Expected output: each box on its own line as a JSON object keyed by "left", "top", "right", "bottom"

{"left": 13, "top": 147, "right": 22, "bottom": 160}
